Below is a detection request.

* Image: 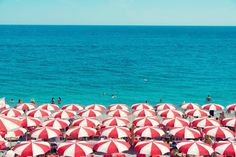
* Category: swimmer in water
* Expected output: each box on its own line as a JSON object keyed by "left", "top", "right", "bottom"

{"left": 111, "top": 94, "right": 116, "bottom": 99}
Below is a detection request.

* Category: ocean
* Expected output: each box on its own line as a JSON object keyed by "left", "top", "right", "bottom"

{"left": 0, "top": 25, "right": 236, "bottom": 107}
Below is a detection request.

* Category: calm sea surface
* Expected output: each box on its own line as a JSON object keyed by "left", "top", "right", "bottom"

{"left": 0, "top": 25, "right": 236, "bottom": 107}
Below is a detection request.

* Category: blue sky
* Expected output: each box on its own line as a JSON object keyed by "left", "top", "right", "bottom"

{"left": 0, "top": 0, "right": 236, "bottom": 25}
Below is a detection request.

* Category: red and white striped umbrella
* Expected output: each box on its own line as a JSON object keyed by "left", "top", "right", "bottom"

{"left": 102, "top": 117, "right": 130, "bottom": 126}
{"left": 72, "top": 117, "right": 100, "bottom": 127}
{"left": 133, "top": 117, "right": 160, "bottom": 127}
{"left": 158, "top": 109, "right": 183, "bottom": 118}
{"left": 66, "top": 126, "right": 97, "bottom": 138}
{"left": 78, "top": 109, "right": 102, "bottom": 117}
{"left": 62, "top": 104, "right": 84, "bottom": 111}
{"left": 108, "top": 104, "right": 129, "bottom": 111}
{"left": 4, "top": 127, "right": 27, "bottom": 138}
{"left": 21, "top": 117, "right": 41, "bottom": 128}
{"left": 94, "top": 139, "right": 130, "bottom": 153}
{"left": 106, "top": 109, "right": 130, "bottom": 117}
{"left": 203, "top": 126, "right": 234, "bottom": 139}
{"left": 177, "top": 140, "right": 214, "bottom": 156}
{"left": 202, "top": 103, "right": 224, "bottom": 110}
{"left": 13, "top": 140, "right": 51, "bottom": 157}
{"left": 101, "top": 126, "right": 131, "bottom": 138}
{"left": 185, "top": 109, "right": 209, "bottom": 117}
{"left": 133, "top": 109, "right": 156, "bottom": 117}
{"left": 14, "top": 103, "right": 36, "bottom": 111}
{"left": 222, "top": 118, "right": 236, "bottom": 128}
{"left": 154, "top": 103, "right": 176, "bottom": 110}
{"left": 0, "top": 137, "right": 9, "bottom": 149}
{"left": 27, "top": 109, "right": 51, "bottom": 118}
{"left": 85, "top": 104, "right": 106, "bottom": 111}
{"left": 42, "top": 118, "right": 70, "bottom": 129}
{"left": 213, "top": 141, "right": 236, "bottom": 156}
{"left": 162, "top": 117, "right": 189, "bottom": 127}
{"left": 134, "top": 140, "right": 170, "bottom": 156}
{"left": 0, "top": 104, "right": 10, "bottom": 111}
{"left": 30, "top": 127, "right": 62, "bottom": 139}
{"left": 170, "top": 127, "right": 202, "bottom": 139}
{"left": 226, "top": 104, "right": 236, "bottom": 111}
{"left": 180, "top": 103, "right": 201, "bottom": 110}
{"left": 0, "top": 115, "right": 22, "bottom": 132}
{"left": 1, "top": 108, "right": 24, "bottom": 117}
{"left": 58, "top": 141, "right": 93, "bottom": 157}
{"left": 52, "top": 110, "right": 76, "bottom": 119}
{"left": 38, "top": 103, "right": 59, "bottom": 111}
{"left": 132, "top": 103, "right": 153, "bottom": 110}
{"left": 134, "top": 126, "right": 165, "bottom": 138}
{"left": 192, "top": 117, "right": 221, "bottom": 127}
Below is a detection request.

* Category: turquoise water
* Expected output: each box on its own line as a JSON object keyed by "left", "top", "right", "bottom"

{"left": 0, "top": 25, "right": 236, "bottom": 107}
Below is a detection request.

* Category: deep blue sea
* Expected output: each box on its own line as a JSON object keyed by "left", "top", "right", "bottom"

{"left": 0, "top": 25, "right": 236, "bottom": 107}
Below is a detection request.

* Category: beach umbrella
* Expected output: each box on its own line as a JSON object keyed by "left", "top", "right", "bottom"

{"left": 42, "top": 118, "right": 70, "bottom": 129}
{"left": 94, "top": 138, "right": 130, "bottom": 153}
{"left": 101, "top": 126, "right": 131, "bottom": 138}
{"left": 132, "top": 103, "right": 153, "bottom": 110}
{"left": 85, "top": 104, "right": 106, "bottom": 111}
{"left": 66, "top": 126, "right": 97, "bottom": 138}
{"left": 170, "top": 127, "right": 202, "bottom": 139}
{"left": 133, "top": 109, "right": 156, "bottom": 117}
{"left": 134, "top": 140, "right": 170, "bottom": 156}
{"left": 0, "top": 115, "right": 22, "bottom": 132}
{"left": 78, "top": 109, "right": 102, "bottom": 117}
{"left": 213, "top": 141, "right": 236, "bottom": 156}
{"left": 133, "top": 117, "right": 160, "bottom": 127}
{"left": 57, "top": 141, "right": 93, "bottom": 157}
{"left": 4, "top": 127, "right": 27, "bottom": 138}
{"left": 180, "top": 103, "right": 201, "bottom": 110}
{"left": 5, "top": 150, "right": 16, "bottom": 157}
{"left": 14, "top": 103, "right": 36, "bottom": 111}
{"left": 102, "top": 117, "right": 130, "bottom": 126}
{"left": 202, "top": 126, "right": 234, "bottom": 139}
{"left": 161, "top": 117, "right": 189, "bottom": 127}
{"left": 21, "top": 117, "right": 41, "bottom": 128}
{"left": 202, "top": 103, "right": 224, "bottom": 110}
{"left": 52, "top": 110, "right": 76, "bottom": 119}
{"left": 222, "top": 118, "right": 236, "bottom": 128}
{"left": 1, "top": 108, "right": 24, "bottom": 117}
{"left": 72, "top": 117, "right": 100, "bottom": 127}
{"left": 158, "top": 109, "right": 183, "bottom": 118}
{"left": 185, "top": 109, "right": 209, "bottom": 117}
{"left": 13, "top": 140, "right": 51, "bottom": 157}
{"left": 226, "top": 104, "right": 236, "bottom": 111}
{"left": 62, "top": 104, "right": 84, "bottom": 111}
{"left": 154, "top": 103, "right": 176, "bottom": 110}
{"left": 177, "top": 140, "right": 214, "bottom": 156}
{"left": 192, "top": 117, "right": 221, "bottom": 127}
{"left": 38, "top": 103, "right": 59, "bottom": 111}
{"left": 0, "top": 137, "right": 9, "bottom": 149}
{"left": 27, "top": 109, "right": 51, "bottom": 118}
{"left": 108, "top": 104, "right": 129, "bottom": 111}
{"left": 106, "top": 109, "right": 130, "bottom": 117}
{"left": 134, "top": 126, "right": 165, "bottom": 138}
{"left": 30, "top": 127, "right": 62, "bottom": 139}
{"left": 0, "top": 104, "right": 10, "bottom": 111}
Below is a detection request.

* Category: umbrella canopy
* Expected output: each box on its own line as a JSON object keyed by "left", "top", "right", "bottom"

{"left": 170, "top": 127, "right": 202, "bottom": 139}
{"left": 154, "top": 103, "right": 176, "bottom": 110}
{"left": 102, "top": 117, "right": 130, "bottom": 126}
{"left": 66, "top": 126, "right": 97, "bottom": 138}
{"left": 72, "top": 117, "right": 100, "bottom": 127}
{"left": 161, "top": 117, "right": 189, "bottom": 127}
{"left": 192, "top": 117, "right": 221, "bottom": 127}
{"left": 133, "top": 117, "right": 160, "bottom": 127}
{"left": 58, "top": 141, "right": 93, "bottom": 157}
{"left": 42, "top": 118, "right": 70, "bottom": 129}
{"left": 21, "top": 117, "right": 41, "bottom": 128}
{"left": 132, "top": 103, "right": 153, "bottom": 110}
{"left": 133, "top": 109, "right": 156, "bottom": 117}
{"left": 180, "top": 103, "right": 201, "bottom": 110}
{"left": 52, "top": 110, "right": 76, "bottom": 119}
{"left": 158, "top": 109, "right": 183, "bottom": 118}
{"left": 38, "top": 103, "right": 59, "bottom": 111}
{"left": 0, "top": 115, "right": 22, "bottom": 132}
{"left": 226, "top": 104, "right": 236, "bottom": 111}
{"left": 94, "top": 139, "right": 130, "bottom": 153}
{"left": 203, "top": 126, "right": 234, "bottom": 139}
{"left": 177, "top": 140, "right": 214, "bottom": 156}
{"left": 108, "top": 104, "right": 129, "bottom": 111}
{"left": 27, "top": 109, "right": 51, "bottom": 118}
{"left": 202, "top": 103, "right": 224, "bottom": 110}
{"left": 4, "top": 127, "right": 27, "bottom": 138}
{"left": 0, "top": 137, "right": 9, "bottom": 149}
{"left": 14, "top": 103, "right": 36, "bottom": 111}
{"left": 134, "top": 140, "right": 170, "bottom": 156}
{"left": 85, "top": 104, "right": 106, "bottom": 111}
{"left": 1, "top": 108, "right": 24, "bottom": 117}
{"left": 78, "top": 109, "right": 102, "bottom": 117}
{"left": 185, "top": 109, "right": 209, "bottom": 117}
{"left": 101, "top": 126, "right": 131, "bottom": 138}
{"left": 213, "top": 141, "right": 236, "bottom": 156}
{"left": 134, "top": 126, "right": 165, "bottom": 138}
{"left": 30, "top": 127, "right": 62, "bottom": 139}
{"left": 13, "top": 140, "right": 51, "bottom": 157}
{"left": 62, "top": 104, "right": 84, "bottom": 111}
{"left": 222, "top": 118, "right": 236, "bottom": 128}
{"left": 106, "top": 109, "right": 130, "bottom": 117}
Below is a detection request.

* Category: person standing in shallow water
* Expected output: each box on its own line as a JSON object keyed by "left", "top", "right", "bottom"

{"left": 58, "top": 97, "right": 61, "bottom": 105}
{"left": 206, "top": 95, "right": 211, "bottom": 103}
{"left": 51, "top": 98, "right": 55, "bottom": 104}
